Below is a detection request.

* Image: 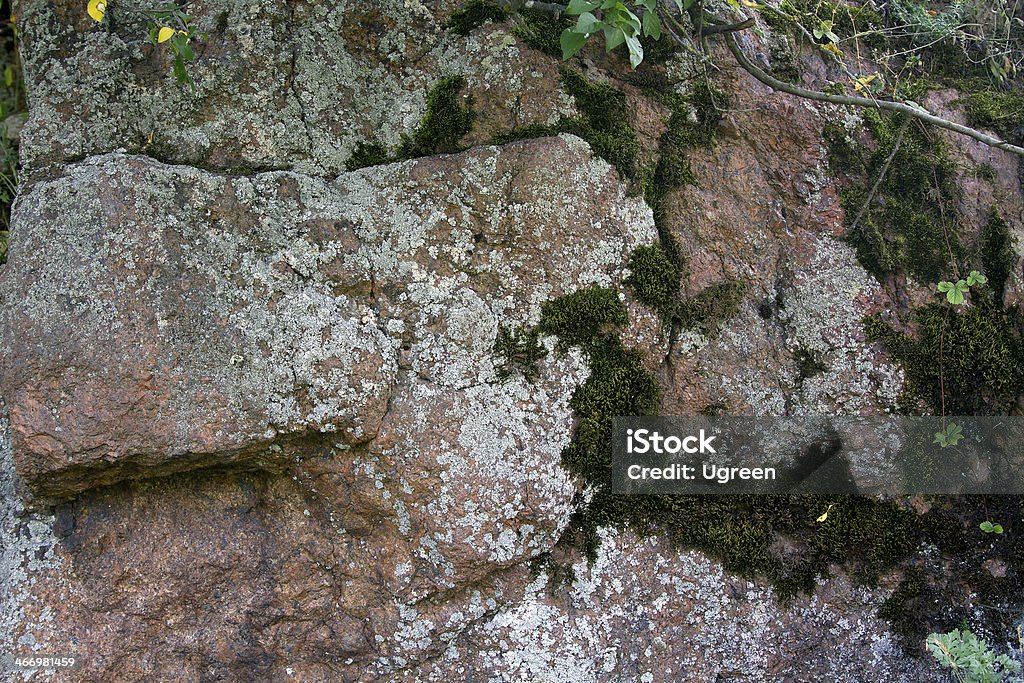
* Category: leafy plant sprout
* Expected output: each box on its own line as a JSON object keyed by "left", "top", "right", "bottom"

{"left": 86, "top": 1, "right": 199, "bottom": 85}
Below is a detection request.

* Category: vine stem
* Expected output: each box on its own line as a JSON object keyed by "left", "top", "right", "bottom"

{"left": 722, "top": 32, "right": 1024, "bottom": 158}
{"left": 849, "top": 117, "right": 910, "bottom": 234}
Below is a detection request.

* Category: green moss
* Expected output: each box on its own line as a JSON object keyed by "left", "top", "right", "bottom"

{"left": 625, "top": 244, "right": 680, "bottom": 317}
{"left": 676, "top": 280, "right": 747, "bottom": 336}
{"left": 836, "top": 111, "right": 962, "bottom": 283}
{"left": 537, "top": 284, "right": 629, "bottom": 350}
{"left": 493, "top": 324, "right": 548, "bottom": 382}
{"left": 512, "top": 7, "right": 571, "bottom": 58}
{"left": 958, "top": 90, "right": 1024, "bottom": 138}
{"left": 559, "top": 68, "right": 640, "bottom": 178}
{"left": 491, "top": 123, "right": 559, "bottom": 145}
{"left": 794, "top": 347, "right": 828, "bottom": 379}
{"left": 345, "top": 139, "right": 389, "bottom": 171}
{"left": 396, "top": 75, "right": 475, "bottom": 159}
{"left": 446, "top": 0, "right": 508, "bottom": 36}
{"left": 980, "top": 209, "right": 1015, "bottom": 302}
{"left": 865, "top": 302, "right": 1024, "bottom": 415}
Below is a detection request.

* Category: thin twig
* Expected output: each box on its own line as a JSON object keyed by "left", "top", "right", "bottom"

{"left": 723, "top": 32, "right": 1024, "bottom": 157}
{"left": 849, "top": 117, "right": 910, "bottom": 233}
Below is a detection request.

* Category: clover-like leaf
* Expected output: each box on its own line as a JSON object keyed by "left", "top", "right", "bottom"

{"left": 967, "top": 270, "right": 987, "bottom": 287}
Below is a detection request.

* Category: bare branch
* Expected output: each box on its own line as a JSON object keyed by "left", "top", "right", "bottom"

{"left": 722, "top": 32, "right": 1024, "bottom": 158}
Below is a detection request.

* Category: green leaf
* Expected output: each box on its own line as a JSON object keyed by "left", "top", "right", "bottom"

{"left": 934, "top": 422, "right": 963, "bottom": 448}
{"left": 624, "top": 32, "right": 644, "bottom": 68}
{"left": 937, "top": 281, "right": 953, "bottom": 292}
{"left": 566, "top": 0, "right": 600, "bottom": 15}
{"left": 560, "top": 29, "right": 589, "bottom": 60}
{"left": 980, "top": 521, "right": 995, "bottom": 533}
{"left": 603, "top": 25, "right": 626, "bottom": 52}
{"left": 637, "top": 0, "right": 656, "bottom": 11}
{"left": 642, "top": 10, "right": 661, "bottom": 39}
{"left": 573, "top": 12, "right": 602, "bottom": 34}
{"left": 967, "top": 270, "right": 987, "bottom": 287}
{"left": 172, "top": 54, "right": 191, "bottom": 84}
{"left": 4, "top": 65, "right": 13, "bottom": 88}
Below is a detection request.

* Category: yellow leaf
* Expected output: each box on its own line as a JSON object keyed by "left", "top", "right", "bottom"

{"left": 816, "top": 503, "right": 835, "bottom": 523}
{"left": 157, "top": 26, "right": 176, "bottom": 43}
{"left": 87, "top": 0, "right": 107, "bottom": 22}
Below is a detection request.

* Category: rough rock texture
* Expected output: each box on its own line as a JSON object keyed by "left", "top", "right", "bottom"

{"left": 3, "top": 0, "right": 1022, "bottom": 680}
{"left": 1, "top": 136, "right": 646, "bottom": 499}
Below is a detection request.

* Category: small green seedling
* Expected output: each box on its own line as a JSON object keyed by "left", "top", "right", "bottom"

{"left": 934, "top": 422, "right": 964, "bottom": 447}
{"left": 937, "top": 271, "right": 987, "bottom": 305}
{"left": 926, "top": 629, "right": 1020, "bottom": 682}
{"left": 980, "top": 521, "right": 1004, "bottom": 534}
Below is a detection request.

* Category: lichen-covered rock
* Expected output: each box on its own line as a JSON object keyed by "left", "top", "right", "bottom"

{"left": 1, "top": 136, "right": 660, "bottom": 679}
{"left": 14, "top": 0, "right": 573, "bottom": 177}
{"left": 0, "top": 135, "right": 650, "bottom": 499}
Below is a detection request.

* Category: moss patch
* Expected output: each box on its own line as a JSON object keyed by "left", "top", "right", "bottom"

{"left": 346, "top": 75, "right": 475, "bottom": 169}
{"left": 980, "top": 209, "right": 1015, "bottom": 302}
{"left": 493, "top": 324, "right": 548, "bottom": 382}
{"left": 559, "top": 68, "right": 640, "bottom": 178}
{"left": 396, "top": 75, "right": 476, "bottom": 159}
{"left": 446, "top": 0, "right": 508, "bottom": 36}
{"left": 512, "top": 7, "right": 571, "bottom": 58}
{"left": 676, "top": 280, "right": 747, "bottom": 336}
{"left": 958, "top": 89, "right": 1024, "bottom": 138}
{"left": 833, "top": 110, "right": 962, "bottom": 283}
{"left": 345, "top": 139, "right": 389, "bottom": 171}
{"left": 625, "top": 244, "right": 680, "bottom": 317}
{"left": 865, "top": 300, "right": 1024, "bottom": 415}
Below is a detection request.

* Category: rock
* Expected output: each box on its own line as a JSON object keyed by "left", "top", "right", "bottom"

{"left": 0, "top": 136, "right": 651, "bottom": 499}
{"left": 4, "top": 0, "right": 1019, "bottom": 679}
{"left": 1, "top": 136, "right": 658, "bottom": 678}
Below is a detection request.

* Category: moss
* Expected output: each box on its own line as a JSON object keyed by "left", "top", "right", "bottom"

{"left": 676, "top": 280, "right": 747, "bottom": 336}
{"left": 794, "top": 347, "right": 828, "bottom": 379}
{"left": 559, "top": 68, "right": 640, "bottom": 178}
{"left": 835, "top": 111, "right": 962, "bottom": 283}
{"left": 865, "top": 302, "right": 1024, "bottom": 415}
{"left": 446, "top": 0, "right": 508, "bottom": 36}
{"left": 537, "top": 284, "right": 629, "bottom": 350}
{"left": 493, "top": 324, "right": 548, "bottom": 382}
{"left": 345, "top": 139, "right": 389, "bottom": 171}
{"left": 491, "top": 123, "right": 559, "bottom": 145}
{"left": 957, "top": 89, "right": 1024, "bottom": 138}
{"left": 980, "top": 209, "right": 1015, "bottom": 302}
{"left": 396, "top": 75, "right": 475, "bottom": 159}
{"left": 512, "top": 7, "right": 571, "bottom": 58}
{"left": 625, "top": 244, "right": 680, "bottom": 317}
